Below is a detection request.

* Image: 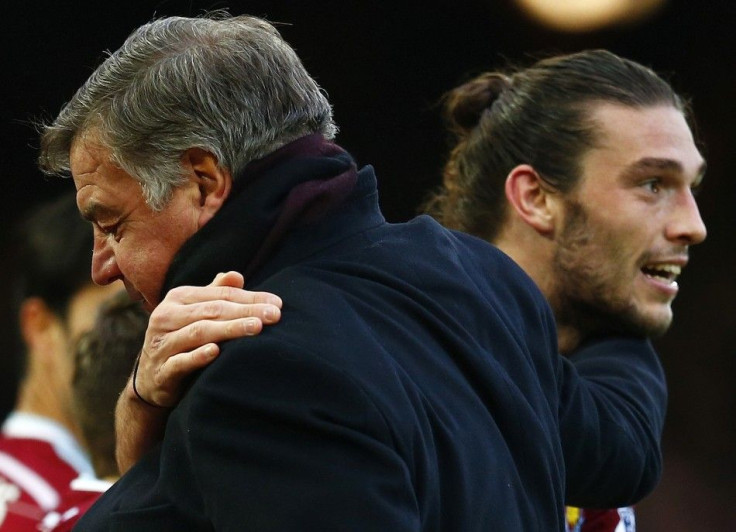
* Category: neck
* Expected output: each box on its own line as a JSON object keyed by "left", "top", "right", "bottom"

{"left": 15, "top": 368, "right": 82, "bottom": 443}
{"left": 495, "top": 225, "right": 582, "bottom": 354}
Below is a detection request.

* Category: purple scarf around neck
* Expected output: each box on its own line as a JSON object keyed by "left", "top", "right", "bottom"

{"left": 162, "top": 134, "right": 359, "bottom": 294}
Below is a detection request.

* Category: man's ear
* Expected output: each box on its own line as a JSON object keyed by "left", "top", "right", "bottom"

{"left": 182, "top": 148, "right": 233, "bottom": 228}
{"left": 19, "top": 298, "right": 58, "bottom": 356}
{"left": 504, "top": 164, "right": 558, "bottom": 236}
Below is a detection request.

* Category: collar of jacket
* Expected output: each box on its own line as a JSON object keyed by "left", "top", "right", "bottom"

{"left": 161, "top": 134, "right": 383, "bottom": 295}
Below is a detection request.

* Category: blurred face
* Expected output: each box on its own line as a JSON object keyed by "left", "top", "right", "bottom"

{"left": 550, "top": 104, "right": 706, "bottom": 340}
{"left": 70, "top": 136, "right": 203, "bottom": 312}
{"left": 64, "top": 283, "right": 123, "bottom": 343}
{"left": 51, "top": 282, "right": 121, "bottom": 421}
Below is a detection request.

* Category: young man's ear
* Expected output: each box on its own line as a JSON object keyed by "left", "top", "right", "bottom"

{"left": 182, "top": 148, "right": 233, "bottom": 228}
{"left": 19, "top": 297, "right": 59, "bottom": 357}
{"left": 504, "top": 164, "right": 559, "bottom": 236}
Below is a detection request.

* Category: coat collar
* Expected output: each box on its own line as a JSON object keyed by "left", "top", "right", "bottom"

{"left": 162, "top": 135, "right": 383, "bottom": 294}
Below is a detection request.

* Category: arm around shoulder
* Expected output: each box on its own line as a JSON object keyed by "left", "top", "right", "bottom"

{"left": 559, "top": 336, "right": 666, "bottom": 507}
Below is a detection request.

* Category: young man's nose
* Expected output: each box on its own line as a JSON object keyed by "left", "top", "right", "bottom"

{"left": 666, "top": 189, "right": 707, "bottom": 245}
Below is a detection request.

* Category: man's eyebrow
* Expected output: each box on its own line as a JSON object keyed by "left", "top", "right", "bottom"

{"left": 79, "top": 202, "right": 118, "bottom": 223}
{"left": 622, "top": 157, "right": 707, "bottom": 185}
{"left": 624, "top": 157, "right": 683, "bottom": 175}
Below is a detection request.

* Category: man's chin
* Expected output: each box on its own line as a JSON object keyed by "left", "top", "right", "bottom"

{"left": 563, "top": 299, "right": 673, "bottom": 341}
{"left": 639, "top": 314, "right": 673, "bottom": 338}
{"left": 123, "top": 286, "right": 153, "bottom": 313}
{"left": 607, "top": 307, "right": 673, "bottom": 339}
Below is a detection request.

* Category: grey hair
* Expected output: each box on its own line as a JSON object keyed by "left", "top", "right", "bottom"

{"left": 39, "top": 13, "right": 338, "bottom": 210}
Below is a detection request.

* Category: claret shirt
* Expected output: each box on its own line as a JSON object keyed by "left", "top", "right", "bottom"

{"left": 0, "top": 413, "right": 94, "bottom": 530}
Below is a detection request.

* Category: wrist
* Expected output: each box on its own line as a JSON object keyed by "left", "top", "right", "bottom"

{"left": 128, "top": 356, "right": 170, "bottom": 409}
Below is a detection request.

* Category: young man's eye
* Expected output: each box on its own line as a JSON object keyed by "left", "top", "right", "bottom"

{"left": 643, "top": 179, "right": 661, "bottom": 193}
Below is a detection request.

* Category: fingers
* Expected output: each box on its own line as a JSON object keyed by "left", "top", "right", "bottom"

{"left": 160, "top": 343, "right": 220, "bottom": 382}
{"left": 141, "top": 315, "right": 263, "bottom": 407}
{"left": 151, "top": 271, "right": 282, "bottom": 331}
{"left": 135, "top": 271, "right": 282, "bottom": 408}
{"left": 149, "top": 299, "right": 281, "bottom": 337}
{"left": 209, "top": 271, "right": 245, "bottom": 288}
{"left": 147, "top": 344, "right": 221, "bottom": 407}
{"left": 155, "top": 316, "right": 266, "bottom": 356}
{"left": 164, "top": 283, "right": 283, "bottom": 309}
{"left": 169, "top": 299, "right": 280, "bottom": 324}
{"left": 137, "top": 341, "right": 221, "bottom": 408}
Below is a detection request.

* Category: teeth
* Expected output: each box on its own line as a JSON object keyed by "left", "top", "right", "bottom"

{"left": 642, "top": 263, "right": 682, "bottom": 285}
{"left": 646, "top": 264, "right": 682, "bottom": 276}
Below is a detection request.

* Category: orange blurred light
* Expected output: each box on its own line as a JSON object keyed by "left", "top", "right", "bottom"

{"left": 515, "top": 0, "right": 667, "bottom": 32}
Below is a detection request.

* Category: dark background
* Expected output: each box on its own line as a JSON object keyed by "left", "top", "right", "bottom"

{"left": 1, "top": 1, "right": 733, "bottom": 529}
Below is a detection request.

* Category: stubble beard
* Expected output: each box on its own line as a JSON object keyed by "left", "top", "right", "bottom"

{"left": 551, "top": 201, "right": 672, "bottom": 347}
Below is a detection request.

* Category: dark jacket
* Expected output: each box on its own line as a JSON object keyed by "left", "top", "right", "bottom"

{"left": 77, "top": 136, "right": 664, "bottom": 531}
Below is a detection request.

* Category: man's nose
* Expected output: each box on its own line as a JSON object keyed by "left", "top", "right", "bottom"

{"left": 666, "top": 189, "right": 707, "bottom": 246}
{"left": 91, "top": 236, "right": 123, "bottom": 286}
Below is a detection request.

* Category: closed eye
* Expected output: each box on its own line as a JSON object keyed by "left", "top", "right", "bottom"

{"left": 98, "top": 223, "right": 121, "bottom": 242}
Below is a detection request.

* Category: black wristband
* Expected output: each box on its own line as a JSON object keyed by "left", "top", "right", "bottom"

{"left": 132, "top": 354, "right": 164, "bottom": 408}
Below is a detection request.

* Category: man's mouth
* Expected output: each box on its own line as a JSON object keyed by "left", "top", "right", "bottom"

{"left": 122, "top": 282, "right": 149, "bottom": 309}
{"left": 641, "top": 263, "right": 682, "bottom": 285}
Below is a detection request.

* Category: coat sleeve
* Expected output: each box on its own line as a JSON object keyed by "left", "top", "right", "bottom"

{"left": 558, "top": 337, "right": 667, "bottom": 507}
{"left": 171, "top": 338, "right": 420, "bottom": 531}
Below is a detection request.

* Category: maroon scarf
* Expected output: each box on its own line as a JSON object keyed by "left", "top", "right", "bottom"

{"left": 162, "top": 134, "right": 359, "bottom": 294}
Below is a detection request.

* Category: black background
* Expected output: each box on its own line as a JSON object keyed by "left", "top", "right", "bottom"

{"left": 2, "top": 1, "right": 734, "bottom": 529}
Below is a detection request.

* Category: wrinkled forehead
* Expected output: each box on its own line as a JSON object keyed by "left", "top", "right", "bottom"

{"left": 69, "top": 135, "right": 145, "bottom": 225}
{"left": 70, "top": 131, "right": 109, "bottom": 176}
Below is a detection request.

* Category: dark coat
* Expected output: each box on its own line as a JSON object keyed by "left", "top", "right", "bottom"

{"left": 77, "top": 137, "right": 664, "bottom": 531}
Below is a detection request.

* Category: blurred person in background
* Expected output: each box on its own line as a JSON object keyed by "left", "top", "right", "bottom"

{"left": 39, "top": 291, "right": 146, "bottom": 531}
{"left": 0, "top": 193, "right": 117, "bottom": 529}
